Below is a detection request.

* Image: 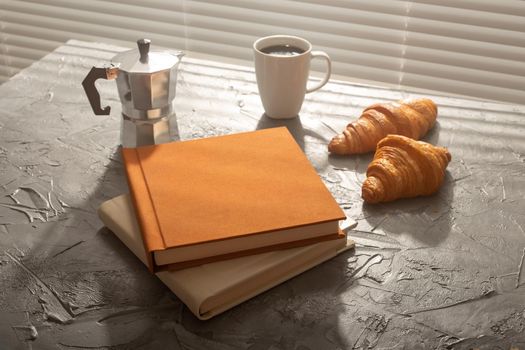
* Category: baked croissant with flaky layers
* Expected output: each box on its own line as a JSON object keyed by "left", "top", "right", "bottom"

{"left": 328, "top": 98, "right": 437, "bottom": 155}
{"left": 362, "top": 135, "right": 451, "bottom": 204}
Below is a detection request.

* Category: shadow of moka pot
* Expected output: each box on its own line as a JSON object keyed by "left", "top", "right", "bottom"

{"left": 82, "top": 39, "right": 184, "bottom": 148}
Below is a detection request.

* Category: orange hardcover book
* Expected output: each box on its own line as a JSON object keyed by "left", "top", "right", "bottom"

{"left": 122, "top": 127, "right": 346, "bottom": 272}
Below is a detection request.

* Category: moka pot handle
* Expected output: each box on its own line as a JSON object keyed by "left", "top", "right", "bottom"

{"left": 81, "top": 65, "right": 119, "bottom": 115}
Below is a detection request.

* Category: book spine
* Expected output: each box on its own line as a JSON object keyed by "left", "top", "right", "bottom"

{"left": 121, "top": 148, "right": 165, "bottom": 272}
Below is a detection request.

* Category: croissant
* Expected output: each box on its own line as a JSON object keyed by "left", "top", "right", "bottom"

{"left": 328, "top": 98, "right": 437, "bottom": 155}
{"left": 362, "top": 135, "right": 451, "bottom": 204}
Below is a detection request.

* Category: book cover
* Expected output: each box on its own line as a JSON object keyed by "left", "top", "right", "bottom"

{"left": 122, "top": 127, "right": 346, "bottom": 271}
{"left": 98, "top": 194, "right": 356, "bottom": 320}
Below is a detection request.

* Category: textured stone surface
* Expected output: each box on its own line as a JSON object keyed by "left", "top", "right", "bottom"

{"left": 0, "top": 40, "right": 524, "bottom": 349}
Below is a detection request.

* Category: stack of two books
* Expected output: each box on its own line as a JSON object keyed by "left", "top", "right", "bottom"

{"left": 98, "top": 127, "right": 355, "bottom": 320}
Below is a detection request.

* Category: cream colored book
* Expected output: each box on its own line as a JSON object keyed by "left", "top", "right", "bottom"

{"left": 98, "top": 194, "right": 355, "bottom": 320}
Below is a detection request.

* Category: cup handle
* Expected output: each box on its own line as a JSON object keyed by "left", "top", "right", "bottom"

{"left": 306, "top": 51, "right": 331, "bottom": 93}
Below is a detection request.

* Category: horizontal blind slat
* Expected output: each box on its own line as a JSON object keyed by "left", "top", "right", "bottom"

{"left": 0, "top": 54, "right": 34, "bottom": 69}
{"left": 407, "top": 17, "right": 525, "bottom": 48}
{"left": 409, "top": 2, "right": 525, "bottom": 32}
{"left": 1, "top": 33, "right": 63, "bottom": 52}
{"left": 402, "top": 60, "right": 525, "bottom": 91}
{"left": 187, "top": 0, "right": 409, "bottom": 31}
{"left": 401, "top": 72, "right": 524, "bottom": 105}
{"left": 287, "top": 0, "right": 411, "bottom": 15}
{"left": 0, "top": 44, "right": 49, "bottom": 61}
{"left": 408, "top": 0, "right": 525, "bottom": 17}
{"left": 1, "top": 21, "right": 185, "bottom": 55}
{"left": 1, "top": 12, "right": 187, "bottom": 49}
{"left": 16, "top": 0, "right": 185, "bottom": 25}
{"left": 102, "top": 0, "right": 184, "bottom": 11}
{"left": 404, "top": 46, "right": 525, "bottom": 77}
{"left": 2, "top": 1, "right": 186, "bottom": 35}
{"left": 181, "top": 1, "right": 408, "bottom": 48}
{"left": 407, "top": 32, "right": 525, "bottom": 62}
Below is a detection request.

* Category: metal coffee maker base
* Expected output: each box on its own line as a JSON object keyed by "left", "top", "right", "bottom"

{"left": 121, "top": 115, "right": 171, "bottom": 148}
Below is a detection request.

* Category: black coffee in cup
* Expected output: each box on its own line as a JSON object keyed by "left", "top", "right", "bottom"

{"left": 260, "top": 44, "right": 305, "bottom": 56}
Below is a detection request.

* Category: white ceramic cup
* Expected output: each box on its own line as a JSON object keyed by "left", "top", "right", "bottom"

{"left": 253, "top": 35, "right": 331, "bottom": 119}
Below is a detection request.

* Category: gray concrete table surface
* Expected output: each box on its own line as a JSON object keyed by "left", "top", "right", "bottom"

{"left": 1, "top": 40, "right": 524, "bottom": 350}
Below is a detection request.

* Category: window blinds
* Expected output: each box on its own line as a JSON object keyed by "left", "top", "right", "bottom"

{"left": 1, "top": 0, "right": 524, "bottom": 104}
